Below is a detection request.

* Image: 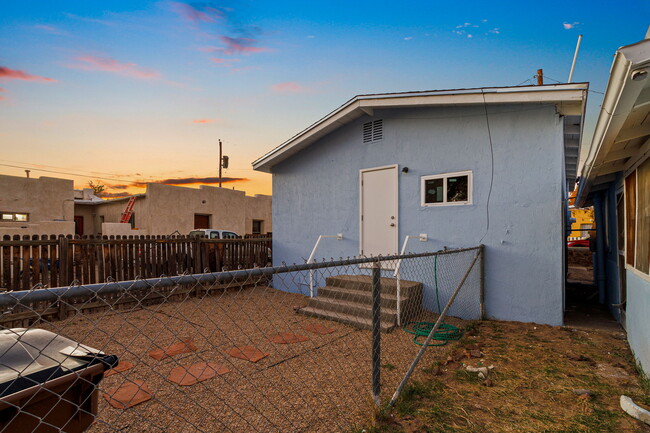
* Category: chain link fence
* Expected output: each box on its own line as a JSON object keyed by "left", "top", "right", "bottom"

{"left": 0, "top": 246, "right": 483, "bottom": 432}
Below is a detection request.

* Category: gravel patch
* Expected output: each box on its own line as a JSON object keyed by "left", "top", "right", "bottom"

{"left": 35, "top": 284, "right": 461, "bottom": 432}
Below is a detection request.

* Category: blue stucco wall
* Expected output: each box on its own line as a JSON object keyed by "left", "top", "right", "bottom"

{"left": 271, "top": 103, "right": 566, "bottom": 325}
{"left": 626, "top": 270, "right": 650, "bottom": 375}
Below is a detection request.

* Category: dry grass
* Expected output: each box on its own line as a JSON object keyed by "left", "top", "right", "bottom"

{"left": 36, "top": 284, "right": 456, "bottom": 432}
{"left": 371, "top": 321, "right": 650, "bottom": 433}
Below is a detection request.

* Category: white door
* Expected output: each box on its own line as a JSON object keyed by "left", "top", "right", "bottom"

{"left": 360, "top": 165, "right": 398, "bottom": 257}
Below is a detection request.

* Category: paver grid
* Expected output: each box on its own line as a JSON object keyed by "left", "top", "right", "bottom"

{"left": 34, "top": 285, "right": 462, "bottom": 432}
{"left": 2, "top": 247, "right": 482, "bottom": 432}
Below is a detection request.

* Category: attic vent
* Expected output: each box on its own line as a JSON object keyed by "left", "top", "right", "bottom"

{"left": 363, "top": 119, "right": 383, "bottom": 143}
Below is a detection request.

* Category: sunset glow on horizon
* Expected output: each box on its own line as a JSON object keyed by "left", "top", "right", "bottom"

{"left": 1, "top": 1, "right": 647, "bottom": 199}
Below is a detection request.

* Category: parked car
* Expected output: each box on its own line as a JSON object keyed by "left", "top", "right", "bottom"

{"left": 189, "top": 229, "right": 240, "bottom": 239}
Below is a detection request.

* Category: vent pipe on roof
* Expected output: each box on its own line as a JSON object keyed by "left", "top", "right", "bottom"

{"left": 568, "top": 34, "right": 583, "bottom": 83}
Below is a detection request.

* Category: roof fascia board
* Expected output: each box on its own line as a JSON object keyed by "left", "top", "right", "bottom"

{"left": 253, "top": 85, "right": 588, "bottom": 173}
{"left": 576, "top": 39, "right": 650, "bottom": 206}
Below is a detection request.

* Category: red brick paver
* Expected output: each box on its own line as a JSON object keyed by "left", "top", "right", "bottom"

{"left": 105, "top": 361, "right": 135, "bottom": 377}
{"left": 226, "top": 345, "right": 269, "bottom": 363}
{"left": 149, "top": 338, "right": 198, "bottom": 361}
{"left": 168, "top": 362, "right": 231, "bottom": 386}
{"left": 302, "top": 323, "right": 335, "bottom": 335}
{"left": 104, "top": 380, "right": 153, "bottom": 409}
{"left": 270, "top": 332, "right": 309, "bottom": 344}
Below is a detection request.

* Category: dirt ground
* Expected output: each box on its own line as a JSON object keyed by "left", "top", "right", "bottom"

{"left": 370, "top": 320, "right": 650, "bottom": 433}
{"left": 34, "top": 284, "right": 453, "bottom": 432}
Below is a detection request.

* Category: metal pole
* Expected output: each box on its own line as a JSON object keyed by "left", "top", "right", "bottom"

{"left": 479, "top": 245, "right": 485, "bottom": 320}
{"left": 371, "top": 261, "right": 381, "bottom": 411}
{"left": 219, "top": 139, "right": 223, "bottom": 188}
{"left": 389, "top": 249, "right": 481, "bottom": 408}
{"left": 568, "top": 34, "right": 583, "bottom": 83}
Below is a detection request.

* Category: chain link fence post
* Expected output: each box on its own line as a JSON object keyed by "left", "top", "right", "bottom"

{"left": 371, "top": 260, "right": 381, "bottom": 421}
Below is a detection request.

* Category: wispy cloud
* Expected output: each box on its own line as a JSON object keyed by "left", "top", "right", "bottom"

{"left": 271, "top": 81, "right": 311, "bottom": 94}
{"left": 563, "top": 21, "right": 580, "bottom": 30}
{"left": 403, "top": 36, "right": 413, "bottom": 41}
{"left": 210, "top": 57, "right": 240, "bottom": 67}
{"left": 453, "top": 21, "right": 498, "bottom": 38}
{"left": 169, "top": 2, "right": 226, "bottom": 23}
{"left": 488, "top": 28, "right": 500, "bottom": 34}
{"left": 34, "top": 24, "right": 68, "bottom": 35}
{"left": 67, "top": 55, "right": 161, "bottom": 80}
{"left": 0, "top": 66, "right": 57, "bottom": 82}
{"left": 0, "top": 87, "right": 5, "bottom": 101}
{"left": 192, "top": 118, "right": 220, "bottom": 123}
{"left": 217, "top": 36, "right": 270, "bottom": 55}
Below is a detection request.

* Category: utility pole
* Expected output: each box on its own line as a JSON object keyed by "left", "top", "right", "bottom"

{"left": 25, "top": 170, "right": 30, "bottom": 178}
{"left": 219, "top": 139, "right": 222, "bottom": 187}
{"left": 537, "top": 69, "right": 544, "bottom": 85}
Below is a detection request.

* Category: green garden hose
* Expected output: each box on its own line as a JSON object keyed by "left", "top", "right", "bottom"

{"left": 403, "top": 255, "right": 463, "bottom": 346}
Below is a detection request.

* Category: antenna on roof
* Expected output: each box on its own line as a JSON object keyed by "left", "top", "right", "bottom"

{"left": 568, "top": 34, "right": 583, "bottom": 83}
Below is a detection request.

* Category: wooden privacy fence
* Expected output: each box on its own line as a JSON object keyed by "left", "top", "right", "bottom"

{"left": 0, "top": 235, "right": 272, "bottom": 292}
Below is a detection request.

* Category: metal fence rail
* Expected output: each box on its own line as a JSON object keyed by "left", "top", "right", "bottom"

{"left": 0, "top": 245, "right": 483, "bottom": 432}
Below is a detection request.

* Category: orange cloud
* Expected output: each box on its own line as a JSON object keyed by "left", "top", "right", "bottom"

{"left": 271, "top": 81, "right": 310, "bottom": 93}
{"left": 0, "top": 66, "right": 57, "bottom": 82}
{"left": 217, "top": 36, "right": 271, "bottom": 55}
{"left": 68, "top": 55, "right": 160, "bottom": 80}
{"left": 107, "top": 176, "right": 248, "bottom": 191}
{"left": 192, "top": 119, "right": 218, "bottom": 124}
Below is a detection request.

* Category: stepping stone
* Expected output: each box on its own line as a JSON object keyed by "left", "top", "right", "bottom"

{"left": 149, "top": 338, "right": 198, "bottom": 361}
{"left": 226, "top": 345, "right": 269, "bottom": 363}
{"left": 103, "top": 380, "right": 152, "bottom": 409}
{"left": 168, "top": 362, "right": 230, "bottom": 386}
{"left": 302, "top": 323, "right": 335, "bottom": 335}
{"left": 270, "top": 332, "right": 309, "bottom": 344}
{"left": 105, "top": 361, "right": 135, "bottom": 377}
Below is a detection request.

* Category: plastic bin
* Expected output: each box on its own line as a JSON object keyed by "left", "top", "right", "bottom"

{"left": 0, "top": 328, "right": 117, "bottom": 433}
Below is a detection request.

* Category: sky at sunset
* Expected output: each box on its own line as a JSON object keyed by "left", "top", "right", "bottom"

{"left": 1, "top": 1, "right": 648, "bottom": 198}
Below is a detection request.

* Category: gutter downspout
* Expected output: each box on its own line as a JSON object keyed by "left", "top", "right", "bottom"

{"left": 593, "top": 193, "right": 606, "bottom": 304}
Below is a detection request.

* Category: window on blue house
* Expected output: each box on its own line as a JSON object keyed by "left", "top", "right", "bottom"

{"left": 421, "top": 171, "right": 472, "bottom": 206}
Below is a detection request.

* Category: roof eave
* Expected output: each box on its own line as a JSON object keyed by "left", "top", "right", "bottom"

{"left": 576, "top": 39, "right": 650, "bottom": 207}
{"left": 252, "top": 84, "right": 588, "bottom": 173}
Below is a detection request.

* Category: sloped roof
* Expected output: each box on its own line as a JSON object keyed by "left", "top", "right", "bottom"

{"left": 576, "top": 37, "right": 650, "bottom": 206}
{"left": 252, "top": 83, "right": 588, "bottom": 187}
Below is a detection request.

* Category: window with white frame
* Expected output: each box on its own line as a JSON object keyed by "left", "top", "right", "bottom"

{"left": 625, "top": 157, "right": 650, "bottom": 275}
{"left": 421, "top": 171, "right": 472, "bottom": 206}
{"left": 1, "top": 212, "right": 28, "bottom": 222}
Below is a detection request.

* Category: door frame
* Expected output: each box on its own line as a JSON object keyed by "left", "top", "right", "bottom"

{"left": 359, "top": 164, "right": 399, "bottom": 256}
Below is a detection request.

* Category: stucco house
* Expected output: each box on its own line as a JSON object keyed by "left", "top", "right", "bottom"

{"left": 253, "top": 83, "right": 588, "bottom": 326}
{"left": 75, "top": 183, "right": 272, "bottom": 237}
{"left": 0, "top": 175, "right": 75, "bottom": 237}
{"left": 576, "top": 33, "right": 650, "bottom": 373}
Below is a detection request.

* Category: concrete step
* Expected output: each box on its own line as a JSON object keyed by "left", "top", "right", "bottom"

{"left": 298, "top": 306, "right": 396, "bottom": 332}
{"left": 326, "top": 274, "right": 422, "bottom": 295}
{"left": 307, "top": 296, "right": 398, "bottom": 322}
{"left": 318, "top": 285, "right": 409, "bottom": 309}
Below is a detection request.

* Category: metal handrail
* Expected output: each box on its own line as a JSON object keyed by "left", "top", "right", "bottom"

{"left": 393, "top": 234, "right": 428, "bottom": 326}
{"left": 308, "top": 233, "right": 343, "bottom": 297}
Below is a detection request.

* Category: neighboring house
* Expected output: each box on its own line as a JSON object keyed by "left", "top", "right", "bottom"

{"left": 75, "top": 183, "right": 272, "bottom": 237}
{"left": 253, "top": 83, "right": 588, "bottom": 326}
{"left": 0, "top": 175, "right": 75, "bottom": 237}
{"left": 576, "top": 33, "right": 650, "bottom": 373}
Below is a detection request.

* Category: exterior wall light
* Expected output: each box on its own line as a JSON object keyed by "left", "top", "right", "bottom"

{"left": 401, "top": 167, "right": 409, "bottom": 174}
